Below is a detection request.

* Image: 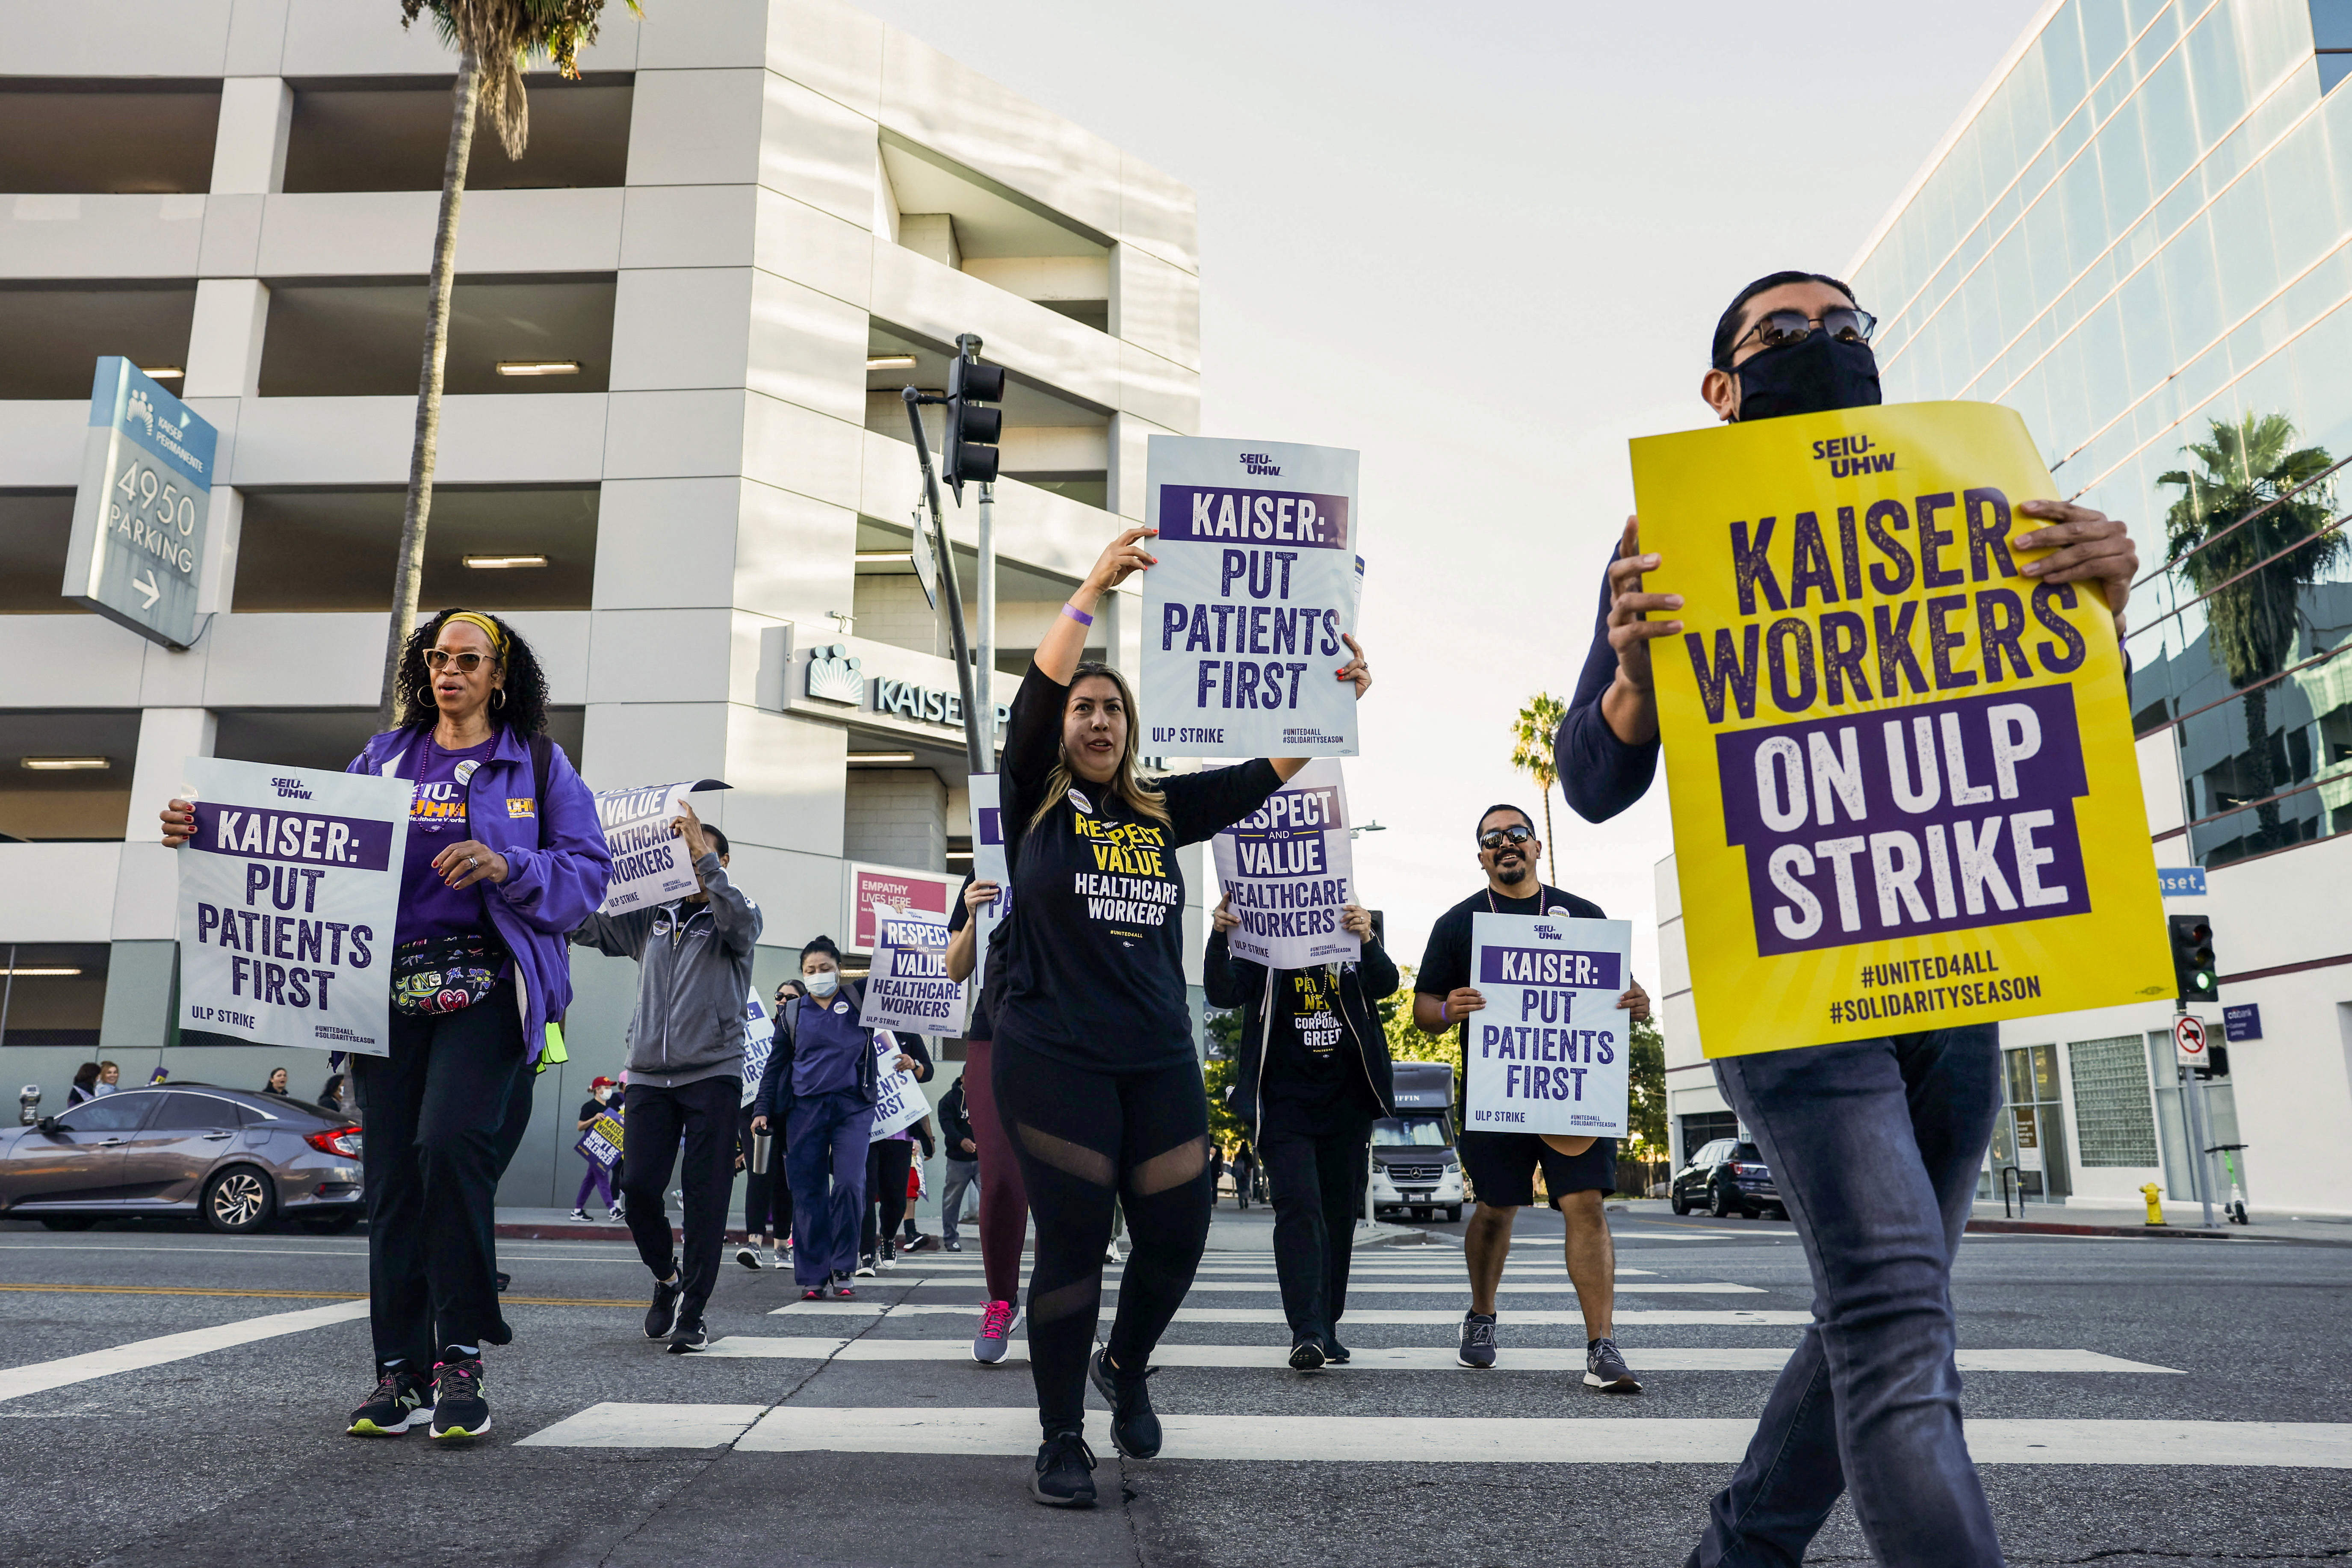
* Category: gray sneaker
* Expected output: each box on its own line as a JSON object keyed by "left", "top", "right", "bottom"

{"left": 1457, "top": 1311, "right": 1498, "bottom": 1369}
{"left": 1584, "top": 1336, "right": 1641, "bottom": 1392}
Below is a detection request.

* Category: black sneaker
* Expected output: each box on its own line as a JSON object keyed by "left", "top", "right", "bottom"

{"left": 667, "top": 1318, "right": 710, "bottom": 1355}
{"left": 1088, "top": 1346, "right": 1162, "bottom": 1459}
{"left": 1323, "top": 1335, "right": 1352, "bottom": 1366}
{"left": 1030, "top": 1428, "right": 1099, "bottom": 1508}
{"left": 644, "top": 1273, "right": 682, "bottom": 1340}
{"left": 854, "top": 1254, "right": 877, "bottom": 1278}
{"left": 1585, "top": 1336, "right": 1642, "bottom": 1393}
{"left": 1288, "top": 1334, "right": 1327, "bottom": 1372}
{"left": 346, "top": 1365, "right": 431, "bottom": 1436}
{"left": 1458, "top": 1311, "right": 1498, "bottom": 1369}
{"left": 830, "top": 1272, "right": 857, "bottom": 1300}
{"left": 879, "top": 1239, "right": 898, "bottom": 1270}
{"left": 427, "top": 1355, "right": 489, "bottom": 1440}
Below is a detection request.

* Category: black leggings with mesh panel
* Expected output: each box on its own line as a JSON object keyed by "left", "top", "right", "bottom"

{"left": 992, "top": 1034, "right": 1213, "bottom": 1436}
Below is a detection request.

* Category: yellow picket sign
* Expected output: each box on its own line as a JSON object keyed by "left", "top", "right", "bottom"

{"left": 1629, "top": 400, "right": 2174, "bottom": 1059}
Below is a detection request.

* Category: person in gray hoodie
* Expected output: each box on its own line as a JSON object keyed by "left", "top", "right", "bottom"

{"left": 570, "top": 801, "right": 761, "bottom": 1352}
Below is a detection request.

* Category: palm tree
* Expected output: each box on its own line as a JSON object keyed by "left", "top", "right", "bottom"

{"left": 378, "top": 0, "right": 641, "bottom": 725}
{"left": 1508, "top": 692, "right": 1569, "bottom": 885}
{"left": 2158, "top": 412, "right": 2347, "bottom": 852}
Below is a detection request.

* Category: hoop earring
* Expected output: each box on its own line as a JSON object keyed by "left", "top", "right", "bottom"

{"left": 493, "top": 688, "right": 507, "bottom": 710}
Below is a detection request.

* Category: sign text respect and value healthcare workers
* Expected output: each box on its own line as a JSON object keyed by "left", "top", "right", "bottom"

{"left": 1462, "top": 914, "right": 1632, "bottom": 1139}
{"left": 1630, "top": 401, "right": 2172, "bottom": 1059}
{"left": 1143, "top": 436, "right": 1361, "bottom": 757}
{"left": 65, "top": 357, "right": 216, "bottom": 649}
{"left": 1211, "top": 757, "right": 1360, "bottom": 969}
{"left": 174, "top": 757, "right": 411, "bottom": 1056}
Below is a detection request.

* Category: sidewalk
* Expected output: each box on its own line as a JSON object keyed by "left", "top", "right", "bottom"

{"left": 1964, "top": 1198, "right": 2352, "bottom": 1246}
{"left": 490, "top": 1202, "right": 1436, "bottom": 1251}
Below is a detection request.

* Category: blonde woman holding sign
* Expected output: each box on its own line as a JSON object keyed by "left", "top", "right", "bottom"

{"left": 161, "top": 608, "right": 609, "bottom": 1443}
{"left": 992, "top": 526, "right": 1371, "bottom": 1508}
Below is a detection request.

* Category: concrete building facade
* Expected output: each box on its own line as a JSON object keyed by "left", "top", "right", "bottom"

{"left": 0, "top": 0, "right": 1203, "bottom": 1216}
{"left": 1656, "top": 0, "right": 2352, "bottom": 1219}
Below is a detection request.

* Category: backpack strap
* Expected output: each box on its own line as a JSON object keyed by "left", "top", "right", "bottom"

{"left": 529, "top": 733, "right": 553, "bottom": 850}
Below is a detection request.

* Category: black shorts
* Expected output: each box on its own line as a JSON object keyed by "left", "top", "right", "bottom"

{"left": 1459, "top": 1131, "right": 1616, "bottom": 1208}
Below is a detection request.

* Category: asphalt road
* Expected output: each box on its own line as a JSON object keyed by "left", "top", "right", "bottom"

{"left": 2, "top": 1204, "right": 2347, "bottom": 1567}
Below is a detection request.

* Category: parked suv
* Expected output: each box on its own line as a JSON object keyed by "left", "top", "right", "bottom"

{"left": 0, "top": 1083, "right": 363, "bottom": 1234}
{"left": 1670, "top": 1138, "right": 1784, "bottom": 1219}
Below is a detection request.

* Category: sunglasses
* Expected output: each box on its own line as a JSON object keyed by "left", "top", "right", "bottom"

{"left": 423, "top": 649, "right": 496, "bottom": 673}
{"left": 1731, "top": 306, "right": 1878, "bottom": 357}
{"left": 1478, "top": 824, "right": 1536, "bottom": 851}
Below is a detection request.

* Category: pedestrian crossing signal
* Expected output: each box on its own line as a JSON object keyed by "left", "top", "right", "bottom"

{"left": 2167, "top": 913, "right": 2218, "bottom": 1004}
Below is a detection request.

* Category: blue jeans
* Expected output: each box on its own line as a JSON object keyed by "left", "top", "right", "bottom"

{"left": 1688, "top": 1026, "right": 2005, "bottom": 1568}
{"left": 783, "top": 1089, "right": 872, "bottom": 1288}
{"left": 939, "top": 1156, "right": 979, "bottom": 1243}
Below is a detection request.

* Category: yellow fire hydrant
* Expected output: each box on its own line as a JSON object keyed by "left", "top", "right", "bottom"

{"left": 2141, "top": 1183, "right": 2166, "bottom": 1226}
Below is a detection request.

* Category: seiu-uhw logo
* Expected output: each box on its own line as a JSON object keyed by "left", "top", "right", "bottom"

{"left": 1811, "top": 434, "right": 1895, "bottom": 477}
{"left": 1532, "top": 924, "right": 1561, "bottom": 939}
{"left": 1237, "top": 451, "right": 1281, "bottom": 475}
{"left": 270, "top": 776, "right": 312, "bottom": 800}
{"left": 127, "top": 389, "right": 156, "bottom": 435}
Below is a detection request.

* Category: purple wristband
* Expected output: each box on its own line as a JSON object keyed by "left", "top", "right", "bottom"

{"left": 1062, "top": 603, "right": 1095, "bottom": 627}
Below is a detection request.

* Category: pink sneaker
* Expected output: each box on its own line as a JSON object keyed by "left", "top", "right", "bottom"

{"left": 972, "top": 1299, "right": 1016, "bottom": 1365}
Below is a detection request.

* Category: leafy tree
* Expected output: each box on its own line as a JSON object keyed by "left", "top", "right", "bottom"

{"left": 1509, "top": 692, "right": 1569, "bottom": 883}
{"left": 1202, "top": 1007, "right": 1246, "bottom": 1147}
{"left": 378, "top": 0, "right": 641, "bottom": 725}
{"left": 2159, "top": 413, "right": 2346, "bottom": 851}
{"left": 1619, "top": 1013, "right": 1668, "bottom": 1194}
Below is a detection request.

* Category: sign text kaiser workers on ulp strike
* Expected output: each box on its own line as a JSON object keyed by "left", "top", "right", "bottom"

{"left": 1686, "top": 449, "right": 2098, "bottom": 957}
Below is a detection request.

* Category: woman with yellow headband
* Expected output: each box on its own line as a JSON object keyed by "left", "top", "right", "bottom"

{"left": 160, "top": 607, "right": 611, "bottom": 1442}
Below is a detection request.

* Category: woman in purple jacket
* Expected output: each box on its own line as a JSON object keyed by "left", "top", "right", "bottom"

{"left": 163, "top": 609, "right": 610, "bottom": 1442}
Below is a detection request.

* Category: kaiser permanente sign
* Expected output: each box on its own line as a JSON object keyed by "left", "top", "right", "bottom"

{"left": 64, "top": 357, "right": 216, "bottom": 649}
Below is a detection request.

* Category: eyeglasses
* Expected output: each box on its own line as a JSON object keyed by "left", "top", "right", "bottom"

{"left": 423, "top": 649, "right": 496, "bottom": 673}
{"left": 1477, "top": 825, "right": 1536, "bottom": 851}
{"left": 1730, "top": 306, "right": 1878, "bottom": 358}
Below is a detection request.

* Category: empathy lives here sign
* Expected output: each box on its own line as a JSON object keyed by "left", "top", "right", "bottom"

{"left": 1142, "top": 436, "right": 1361, "bottom": 758}
{"left": 1631, "top": 400, "right": 2172, "bottom": 1059}
{"left": 174, "top": 757, "right": 411, "bottom": 1056}
{"left": 1211, "top": 758, "right": 1359, "bottom": 969}
{"left": 1463, "top": 914, "right": 1632, "bottom": 1140}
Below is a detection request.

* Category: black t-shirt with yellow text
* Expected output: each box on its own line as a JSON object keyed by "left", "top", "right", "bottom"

{"left": 996, "top": 663, "right": 1282, "bottom": 1073}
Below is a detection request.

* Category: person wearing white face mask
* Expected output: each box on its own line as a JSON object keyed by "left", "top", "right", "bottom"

{"left": 751, "top": 936, "right": 892, "bottom": 1301}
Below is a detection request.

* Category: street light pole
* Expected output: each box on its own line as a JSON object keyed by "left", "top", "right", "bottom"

{"left": 977, "top": 480, "right": 996, "bottom": 762}
{"left": 900, "top": 385, "right": 986, "bottom": 777}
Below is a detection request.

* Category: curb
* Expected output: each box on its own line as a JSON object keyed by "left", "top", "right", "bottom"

{"left": 1963, "top": 1217, "right": 2352, "bottom": 1246}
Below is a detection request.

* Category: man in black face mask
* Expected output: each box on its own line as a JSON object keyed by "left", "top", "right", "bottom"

{"left": 1551, "top": 272, "right": 2140, "bottom": 1568}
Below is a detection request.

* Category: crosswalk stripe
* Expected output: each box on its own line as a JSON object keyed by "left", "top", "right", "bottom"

{"left": 766, "top": 1303, "right": 1812, "bottom": 1324}
{"left": 887, "top": 1264, "right": 1661, "bottom": 1278}
{"left": 0, "top": 1299, "right": 370, "bottom": 1403}
{"left": 700, "top": 1338, "right": 2181, "bottom": 1374}
{"left": 523, "top": 1405, "right": 2352, "bottom": 1467}
{"left": 516, "top": 1402, "right": 768, "bottom": 1448}
{"left": 887, "top": 1278, "right": 1763, "bottom": 1295}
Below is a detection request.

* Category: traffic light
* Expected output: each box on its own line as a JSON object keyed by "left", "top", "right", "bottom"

{"left": 2168, "top": 913, "right": 2218, "bottom": 1004}
{"left": 2195, "top": 1044, "right": 2231, "bottom": 1081}
{"left": 943, "top": 348, "right": 1004, "bottom": 501}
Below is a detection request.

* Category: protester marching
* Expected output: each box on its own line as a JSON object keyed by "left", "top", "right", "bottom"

{"left": 162, "top": 607, "right": 612, "bottom": 1441}
{"left": 129, "top": 280, "right": 2161, "bottom": 1559}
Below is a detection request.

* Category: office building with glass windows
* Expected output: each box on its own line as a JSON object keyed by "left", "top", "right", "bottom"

{"left": 1657, "top": 0, "right": 2352, "bottom": 1215}
{"left": 0, "top": 0, "right": 1200, "bottom": 1210}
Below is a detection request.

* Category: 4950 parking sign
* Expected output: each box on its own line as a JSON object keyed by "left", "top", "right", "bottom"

{"left": 175, "top": 756, "right": 412, "bottom": 1056}
{"left": 1142, "top": 436, "right": 1361, "bottom": 758}
{"left": 1463, "top": 913, "right": 1633, "bottom": 1140}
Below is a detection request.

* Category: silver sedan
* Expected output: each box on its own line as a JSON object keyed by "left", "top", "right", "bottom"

{"left": 0, "top": 1084, "right": 363, "bottom": 1234}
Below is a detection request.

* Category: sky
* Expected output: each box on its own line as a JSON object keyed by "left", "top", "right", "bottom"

{"left": 855, "top": 0, "right": 2051, "bottom": 985}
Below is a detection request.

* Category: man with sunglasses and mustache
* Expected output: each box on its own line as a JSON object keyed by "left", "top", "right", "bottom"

{"left": 1557, "top": 271, "right": 2140, "bottom": 1568}
{"left": 1413, "top": 804, "right": 1650, "bottom": 1393}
